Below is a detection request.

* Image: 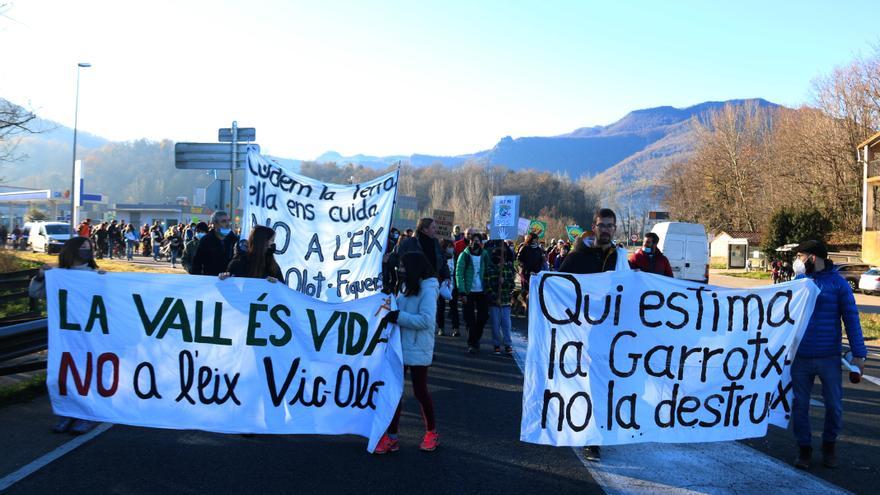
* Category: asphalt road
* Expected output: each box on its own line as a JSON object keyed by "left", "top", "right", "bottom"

{"left": 2, "top": 276, "right": 879, "bottom": 494}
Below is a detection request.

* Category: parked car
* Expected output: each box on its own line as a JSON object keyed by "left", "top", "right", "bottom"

{"left": 28, "top": 221, "right": 71, "bottom": 254}
{"left": 834, "top": 263, "right": 870, "bottom": 292}
{"left": 651, "top": 222, "right": 709, "bottom": 283}
{"left": 858, "top": 267, "right": 880, "bottom": 295}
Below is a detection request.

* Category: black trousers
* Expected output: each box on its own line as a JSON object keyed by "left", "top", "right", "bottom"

{"left": 463, "top": 291, "right": 489, "bottom": 347}
{"left": 448, "top": 288, "right": 461, "bottom": 330}
{"left": 436, "top": 296, "right": 446, "bottom": 330}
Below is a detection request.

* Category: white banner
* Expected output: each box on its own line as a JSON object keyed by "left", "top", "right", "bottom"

{"left": 46, "top": 269, "right": 403, "bottom": 452}
{"left": 243, "top": 149, "right": 399, "bottom": 301}
{"left": 521, "top": 270, "right": 819, "bottom": 446}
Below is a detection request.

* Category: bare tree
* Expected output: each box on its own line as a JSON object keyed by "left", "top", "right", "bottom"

{"left": 0, "top": 99, "right": 39, "bottom": 164}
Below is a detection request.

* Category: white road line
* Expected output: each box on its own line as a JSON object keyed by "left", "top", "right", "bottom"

{"left": 0, "top": 423, "right": 113, "bottom": 492}
{"left": 508, "top": 329, "right": 850, "bottom": 495}
{"left": 864, "top": 375, "right": 880, "bottom": 387}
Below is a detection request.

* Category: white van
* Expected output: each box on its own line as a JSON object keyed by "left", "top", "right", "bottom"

{"left": 650, "top": 222, "right": 709, "bottom": 283}
{"left": 29, "top": 222, "right": 71, "bottom": 254}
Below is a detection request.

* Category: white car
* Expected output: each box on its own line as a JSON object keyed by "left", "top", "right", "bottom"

{"left": 858, "top": 268, "right": 880, "bottom": 294}
{"left": 28, "top": 221, "right": 71, "bottom": 254}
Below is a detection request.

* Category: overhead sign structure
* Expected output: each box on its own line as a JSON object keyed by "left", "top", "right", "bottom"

{"left": 219, "top": 127, "right": 256, "bottom": 142}
{"left": 174, "top": 143, "right": 258, "bottom": 170}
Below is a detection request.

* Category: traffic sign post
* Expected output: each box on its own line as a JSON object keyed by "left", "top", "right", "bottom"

{"left": 174, "top": 122, "right": 257, "bottom": 224}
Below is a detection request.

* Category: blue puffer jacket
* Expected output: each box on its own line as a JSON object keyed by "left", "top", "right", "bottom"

{"left": 797, "top": 262, "right": 867, "bottom": 358}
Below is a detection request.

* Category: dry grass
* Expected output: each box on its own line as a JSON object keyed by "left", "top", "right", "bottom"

{"left": 5, "top": 250, "right": 179, "bottom": 274}
{"left": 859, "top": 313, "right": 880, "bottom": 341}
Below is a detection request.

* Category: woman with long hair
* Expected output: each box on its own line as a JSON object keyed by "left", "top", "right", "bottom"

{"left": 219, "top": 225, "right": 283, "bottom": 281}
{"left": 28, "top": 236, "right": 103, "bottom": 435}
{"left": 374, "top": 251, "right": 440, "bottom": 454}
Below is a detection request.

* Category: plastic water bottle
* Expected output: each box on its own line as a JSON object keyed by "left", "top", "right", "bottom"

{"left": 843, "top": 351, "right": 862, "bottom": 384}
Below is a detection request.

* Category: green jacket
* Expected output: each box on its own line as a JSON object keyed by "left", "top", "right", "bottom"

{"left": 484, "top": 259, "right": 516, "bottom": 306}
{"left": 455, "top": 247, "right": 492, "bottom": 294}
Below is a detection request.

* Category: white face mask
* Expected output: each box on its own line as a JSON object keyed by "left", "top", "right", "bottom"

{"left": 792, "top": 258, "right": 806, "bottom": 276}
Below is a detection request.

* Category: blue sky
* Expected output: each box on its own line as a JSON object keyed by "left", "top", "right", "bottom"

{"left": 1, "top": 0, "right": 877, "bottom": 158}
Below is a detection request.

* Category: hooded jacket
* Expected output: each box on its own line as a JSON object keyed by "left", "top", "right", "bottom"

{"left": 796, "top": 262, "right": 867, "bottom": 358}
{"left": 396, "top": 277, "right": 440, "bottom": 366}
{"left": 629, "top": 248, "right": 673, "bottom": 277}
{"left": 558, "top": 238, "right": 618, "bottom": 274}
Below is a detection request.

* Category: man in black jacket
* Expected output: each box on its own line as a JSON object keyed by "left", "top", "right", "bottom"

{"left": 558, "top": 207, "right": 619, "bottom": 462}
{"left": 189, "top": 211, "right": 239, "bottom": 276}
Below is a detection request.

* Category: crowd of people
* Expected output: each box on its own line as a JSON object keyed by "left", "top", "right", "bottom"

{"left": 27, "top": 206, "right": 868, "bottom": 470}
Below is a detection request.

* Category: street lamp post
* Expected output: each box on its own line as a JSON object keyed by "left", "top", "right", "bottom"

{"left": 69, "top": 62, "right": 91, "bottom": 234}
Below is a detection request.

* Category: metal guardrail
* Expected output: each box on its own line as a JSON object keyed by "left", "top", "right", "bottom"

{"left": 0, "top": 268, "right": 40, "bottom": 325}
{"left": 0, "top": 318, "right": 48, "bottom": 376}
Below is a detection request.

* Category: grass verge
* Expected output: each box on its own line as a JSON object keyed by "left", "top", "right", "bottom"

{"left": 4, "top": 250, "right": 178, "bottom": 274}
{"left": 720, "top": 271, "right": 772, "bottom": 280}
{"left": 0, "top": 372, "right": 47, "bottom": 406}
{"left": 859, "top": 313, "right": 880, "bottom": 341}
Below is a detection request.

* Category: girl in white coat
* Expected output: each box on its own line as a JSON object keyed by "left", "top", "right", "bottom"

{"left": 374, "top": 252, "right": 440, "bottom": 454}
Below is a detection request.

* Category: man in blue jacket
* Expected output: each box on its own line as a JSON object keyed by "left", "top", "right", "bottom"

{"left": 791, "top": 240, "right": 867, "bottom": 470}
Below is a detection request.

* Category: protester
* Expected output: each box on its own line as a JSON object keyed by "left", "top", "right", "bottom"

{"left": 28, "top": 236, "right": 104, "bottom": 435}
{"left": 182, "top": 222, "right": 209, "bottom": 273}
{"left": 558, "top": 207, "right": 621, "bottom": 462}
{"left": 456, "top": 232, "right": 491, "bottom": 354}
{"left": 77, "top": 219, "right": 91, "bottom": 238}
{"left": 124, "top": 224, "right": 139, "bottom": 261}
{"left": 374, "top": 252, "right": 440, "bottom": 454}
{"left": 218, "top": 225, "right": 283, "bottom": 282}
{"left": 452, "top": 224, "right": 464, "bottom": 241}
{"left": 484, "top": 240, "right": 515, "bottom": 355}
{"left": 166, "top": 226, "right": 183, "bottom": 269}
{"left": 516, "top": 233, "right": 544, "bottom": 310}
{"left": 190, "top": 211, "right": 239, "bottom": 276}
{"left": 435, "top": 238, "right": 455, "bottom": 336}
{"left": 149, "top": 224, "right": 163, "bottom": 261}
{"left": 382, "top": 228, "right": 402, "bottom": 294}
{"left": 790, "top": 239, "right": 867, "bottom": 470}
{"left": 107, "top": 220, "right": 119, "bottom": 259}
{"left": 0, "top": 224, "right": 7, "bottom": 248}
{"left": 94, "top": 223, "right": 109, "bottom": 259}
{"left": 628, "top": 232, "right": 673, "bottom": 276}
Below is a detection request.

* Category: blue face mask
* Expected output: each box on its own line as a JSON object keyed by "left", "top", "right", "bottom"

{"left": 219, "top": 227, "right": 231, "bottom": 236}
{"left": 644, "top": 247, "right": 652, "bottom": 253}
{"left": 196, "top": 233, "right": 206, "bottom": 240}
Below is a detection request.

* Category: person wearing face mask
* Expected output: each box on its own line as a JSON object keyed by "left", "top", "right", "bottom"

{"left": 382, "top": 228, "right": 402, "bottom": 294}
{"left": 219, "top": 225, "right": 283, "bottom": 282}
{"left": 182, "top": 222, "right": 209, "bottom": 273}
{"left": 29, "top": 236, "right": 105, "bottom": 435}
{"left": 456, "top": 232, "right": 491, "bottom": 354}
{"left": 789, "top": 240, "right": 867, "bottom": 470}
{"left": 190, "top": 211, "right": 240, "bottom": 276}
{"left": 628, "top": 232, "right": 673, "bottom": 277}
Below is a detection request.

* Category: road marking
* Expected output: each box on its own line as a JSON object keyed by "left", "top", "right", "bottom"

{"left": 864, "top": 375, "right": 880, "bottom": 387}
{"left": 0, "top": 423, "right": 113, "bottom": 492}
{"left": 508, "top": 328, "right": 849, "bottom": 495}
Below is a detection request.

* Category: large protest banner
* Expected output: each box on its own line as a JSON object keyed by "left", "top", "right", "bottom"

{"left": 243, "top": 149, "right": 399, "bottom": 301}
{"left": 45, "top": 270, "right": 403, "bottom": 452}
{"left": 521, "top": 270, "right": 819, "bottom": 446}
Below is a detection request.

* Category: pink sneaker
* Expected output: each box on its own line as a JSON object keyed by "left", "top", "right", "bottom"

{"left": 373, "top": 434, "right": 399, "bottom": 454}
{"left": 420, "top": 430, "right": 440, "bottom": 452}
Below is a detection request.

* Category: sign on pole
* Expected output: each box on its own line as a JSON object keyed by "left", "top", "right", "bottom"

{"left": 518, "top": 217, "right": 531, "bottom": 236}
{"left": 433, "top": 209, "right": 455, "bottom": 238}
{"left": 566, "top": 225, "right": 584, "bottom": 243}
{"left": 174, "top": 143, "right": 258, "bottom": 169}
{"left": 219, "top": 127, "right": 256, "bottom": 142}
{"left": 489, "top": 195, "right": 520, "bottom": 240}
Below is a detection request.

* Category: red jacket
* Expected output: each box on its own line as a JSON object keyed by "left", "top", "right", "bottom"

{"left": 628, "top": 249, "right": 673, "bottom": 277}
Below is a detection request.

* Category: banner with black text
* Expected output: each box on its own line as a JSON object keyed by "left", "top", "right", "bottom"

{"left": 521, "top": 270, "right": 818, "bottom": 446}
{"left": 46, "top": 269, "right": 403, "bottom": 452}
{"left": 243, "top": 149, "right": 398, "bottom": 301}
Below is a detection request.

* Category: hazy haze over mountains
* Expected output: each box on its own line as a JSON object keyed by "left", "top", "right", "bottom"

{"left": 1, "top": 98, "right": 779, "bottom": 205}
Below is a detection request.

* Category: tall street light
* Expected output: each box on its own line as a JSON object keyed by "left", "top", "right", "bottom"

{"left": 70, "top": 62, "right": 91, "bottom": 234}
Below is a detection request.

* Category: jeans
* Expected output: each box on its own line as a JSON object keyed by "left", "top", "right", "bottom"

{"left": 171, "top": 248, "right": 179, "bottom": 267}
{"left": 152, "top": 243, "right": 161, "bottom": 260}
{"left": 463, "top": 291, "right": 489, "bottom": 348}
{"left": 791, "top": 355, "right": 842, "bottom": 446}
{"left": 126, "top": 240, "right": 136, "bottom": 261}
{"left": 489, "top": 305, "right": 512, "bottom": 347}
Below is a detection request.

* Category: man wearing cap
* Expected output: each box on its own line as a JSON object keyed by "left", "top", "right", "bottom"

{"left": 790, "top": 239, "right": 867, "bottom": 470}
